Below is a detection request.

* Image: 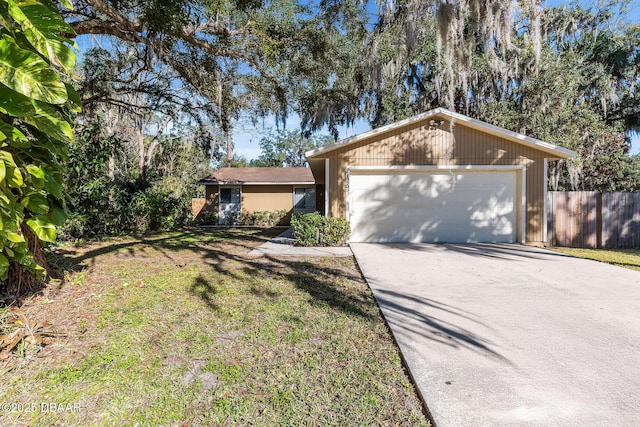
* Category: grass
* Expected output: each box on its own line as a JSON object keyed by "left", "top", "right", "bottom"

{"left": 551, "top": 247, "right": 640, "bottom": 271}
{"left": 1, "top": 228, "right": 429, "bottom": 426}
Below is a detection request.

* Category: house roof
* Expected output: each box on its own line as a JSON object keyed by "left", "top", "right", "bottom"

{"left": 197, "top": 167, "right": 315, "bottom": 185}
{"left": 305, "top": 108, "right": 576, "bottom": 159}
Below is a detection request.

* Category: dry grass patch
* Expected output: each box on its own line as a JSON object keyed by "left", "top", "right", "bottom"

{"left": 1, "top": 228, "right": 428, "bottom": 426}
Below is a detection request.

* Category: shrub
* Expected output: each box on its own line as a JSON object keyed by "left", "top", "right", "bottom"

{"left": 291, "top": 212, "right": 350, "bottom": 246}
{"left": 225, "top": 212, "right": 241, "bottom": 226}
{"left": 240, "top": 210, "right": 288, "bottom": 227}
{"left": 59, "top": 186, "right": 194, "bottom": 239}
{"left": 193, "top": 210, "right": 218, "bottom": 226}
{"left": 323, "top": 217, "right": 351, "bottom": 246}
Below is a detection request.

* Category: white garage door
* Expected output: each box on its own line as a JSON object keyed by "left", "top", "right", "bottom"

{"left": 348, "top": 169, "right": 518, "bottom": 243}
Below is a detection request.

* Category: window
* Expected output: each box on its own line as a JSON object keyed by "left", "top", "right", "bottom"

{"left": 294, "top": 187, "right": 316, "bottom": 211}
{"left": 219, "top": 187, "right": 240, "bottom": 204}
{"left": 220, "top": 188, "right": 232, "bottom": 204}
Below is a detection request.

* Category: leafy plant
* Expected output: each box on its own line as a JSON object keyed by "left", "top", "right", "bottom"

{"left": 0, "top": 0, "right": 78, "bottom": 294}
{"left": 323, "top": 217, "right": 351, "bottom": 246}
{"left": 291, "top": 212, "right": 350, "bottom": 246}
{"left": 240, "top": 210, "right": 288, "bottom": 227}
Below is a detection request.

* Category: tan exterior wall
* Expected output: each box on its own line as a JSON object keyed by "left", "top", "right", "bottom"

{"left": 241, "top": 185, "right": 294, "bottom": 213}
{"left": 204, "top": 185, "right": 219, "bottom": 214}
{"left": 322, "top": 119, "right": 548, "bottom": 243}
{"left": 203, "top": 184, "right": 301, "bottom": 225}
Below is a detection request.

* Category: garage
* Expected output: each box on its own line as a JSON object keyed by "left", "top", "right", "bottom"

{"left": 347, "top": 167, "right": 523, "bottom": 243}
{"left": 305, "top": 108, "right": 576, "bottom": 245}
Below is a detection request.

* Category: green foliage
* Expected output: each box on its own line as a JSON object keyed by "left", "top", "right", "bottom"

{"left": 61, "top": 120, "right": 206, "bottom": 239}
{"left": 299, "top": 1, "right": 639, "bottom": 192}
{"left": 251, "top": 130, "right": 332, "bottom": 167}
{"left": 291, "top": 212, "right": 350, "bottom": 247}
{"left": 61, "top": 186, "right": 194, "bottom": 239}
{"left": 0, "top": 0, "right": 76, "bottom": 287}
{"left": 240, "top": 210, "right": 288, "bottom": 227}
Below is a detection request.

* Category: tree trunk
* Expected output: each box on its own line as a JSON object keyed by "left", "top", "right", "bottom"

{"left": 136, "top": 127, "right": 146, "bottom": 183}
{"left": 226, "top": 127, "right": 232, "bottom": 167}
{"left": 2, "top": 223, "right": 48, "bottom": 298}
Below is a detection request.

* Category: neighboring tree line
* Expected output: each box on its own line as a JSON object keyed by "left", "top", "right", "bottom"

{"left": 1, "top": 0, "right": 640, "bottom": 292}
{"left": 65, "top": 0, "right": 640, "bottom": 192}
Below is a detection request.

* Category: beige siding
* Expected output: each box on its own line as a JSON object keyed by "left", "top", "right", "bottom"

{"left": 205, "top": 185, "right": 218, "bottom": 214}
{"left": 323, "top": 119, "right": 548, "bottom": 243}
{"left": 242, "top": 185, "right": 293, "bottom": 213}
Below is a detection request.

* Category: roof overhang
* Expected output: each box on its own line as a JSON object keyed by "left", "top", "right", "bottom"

{"left": 196, "top": 181, "right": 315, "bottom": 185}
{"left": 305, "top": 108, "right": 576, "bottom": 160}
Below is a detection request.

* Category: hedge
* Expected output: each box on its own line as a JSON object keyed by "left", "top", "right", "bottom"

{"left": 291, "top": 212, "right": 350, "bottom": 246}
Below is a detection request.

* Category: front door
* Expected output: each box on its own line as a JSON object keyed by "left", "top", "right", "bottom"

{"left": 218, "top": 186, "right": 241, "bottom": 224}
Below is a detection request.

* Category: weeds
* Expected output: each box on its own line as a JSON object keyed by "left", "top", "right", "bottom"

{"left": 0, "top": 307, "right": 59, "bottom": 360}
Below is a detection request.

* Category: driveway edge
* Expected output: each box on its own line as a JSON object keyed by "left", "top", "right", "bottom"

{"left": 351, "top": 246, "right": 438, "bottom": 427}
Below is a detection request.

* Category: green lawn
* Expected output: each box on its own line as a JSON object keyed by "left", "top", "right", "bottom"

{"left": 0, "top": 229, "right": 428, "bottom": 426}
{"left": 551, "top": 247, "right": 640, "bottom": 271}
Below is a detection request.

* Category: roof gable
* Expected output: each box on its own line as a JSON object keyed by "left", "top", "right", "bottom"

{"left": 305, "top": 108, "right": 576, "bottom": 159}
{"left": 197, "top": 167, "right": 315, "bottom": 185}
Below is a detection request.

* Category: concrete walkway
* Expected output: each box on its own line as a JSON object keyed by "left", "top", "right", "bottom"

{"left": 248, "top": 228, "right": 352, "bottom": 257}
{"left": 351, "top": 243, "right": 640, "bottom": 427}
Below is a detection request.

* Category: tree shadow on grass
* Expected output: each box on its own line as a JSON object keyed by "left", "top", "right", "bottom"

{"left": 197, "top": 248, "right": 375, "bottom": 320}
{"left": 48, "top": 226, "right": 515, "bottom": 366}
{"left": 190, "top": 274, "right": 219, "bottom": 311}
{"left": 50, "top": 227, "right": 374, "bottom": 321}
{"left": 52, "top": 228, "right": 279, "bottom": 273}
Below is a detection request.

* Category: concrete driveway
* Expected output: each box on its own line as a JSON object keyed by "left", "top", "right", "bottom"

{"left": 350, "top": 243, "right": 640, "bottom": 427}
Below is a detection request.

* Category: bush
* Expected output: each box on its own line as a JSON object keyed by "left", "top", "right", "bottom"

{"left": 291, "top": 212, "right": 350, "bottom": 246}
{"left": 193, "top": 210, "right": 218, "bottom": 226}
{"left": 60, "top": 186, "right": 194, "bottom": 239}
{"left": 240, "top": 210, "right": 288, "bottom": 227}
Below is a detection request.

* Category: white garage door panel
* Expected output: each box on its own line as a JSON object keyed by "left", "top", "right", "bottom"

{"left": 348, "top": 171, "right": 517, "bottom": 243}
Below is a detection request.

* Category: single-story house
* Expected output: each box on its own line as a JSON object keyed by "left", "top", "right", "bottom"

{"left": 196, "top": 167, "right": 319, "bottom": 225}
{"left": 305, "top": 108, "right": 576, "bottom": 245}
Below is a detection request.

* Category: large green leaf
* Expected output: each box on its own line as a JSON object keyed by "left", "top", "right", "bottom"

{"left": 0, "top": 253, "right": 9, "bottom": 280}
{"left": 0, "top": 34, "right": 67, "bottom": 104}
{"left": 23, "top": 193, "right": 49, "bottom": 214}
{"left": 64, "top": 82, "right": 82, "bottom": 112}
{"left": 43, "top": 168, "right": 62, "bottom": 199}
{"left": 0, "top": 82, "right": 37, "bottom": 117}
{"left": 7, "top": 164, "right": 23, "bottom": 187}
{"left": 5, "top": 230, "right": 25, "bottom": 243}
{"left": 0, "top": 158, "right": 5, "bottom": 183}
{"left": 23, "top": 100, "right": 73, "bottom": 143}
{"left": 26, "top": 164, "right": 45, "bottom": 179}
{"left": 0, "top": 120, "right": 29, "bottom": 147}
{"left": 0, "top": 150, "right": 23, "bottom": 187}
{"left": 26, "top": 216, "right": 56, "bottom": 242}
{"left": 0, "top": 89, "right": 73, "bottom": 147}
{"left": 8, "top": 0, "right": 76, "bottom": 71}
{"left": 47, "top": 203, "right": 66, "bottom": 226}
{"left": 0, "top": 149, "right": 18, "bottom": 170}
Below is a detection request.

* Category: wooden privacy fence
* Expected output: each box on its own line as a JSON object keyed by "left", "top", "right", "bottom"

{"left": 547, "top": 192, "right": 640, "bottom": 248}
{"left": 191, "top": 198, "right": 206, "bottom": 219}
